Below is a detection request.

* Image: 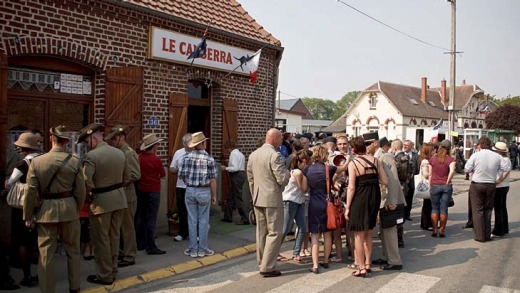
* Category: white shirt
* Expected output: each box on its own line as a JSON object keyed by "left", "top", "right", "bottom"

{"left": 464, "top": 149, "right": 510, "bottom": 183}
{"left": 226, "top": 148, "right": 245, "bottom": 172}
{"left": 170, "top": 148, "right": 188, "bottom": 188}
{"left": 496, "top": 156, "right": 511, "bottom": 188}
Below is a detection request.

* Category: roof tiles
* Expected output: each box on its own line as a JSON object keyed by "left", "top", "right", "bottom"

{"left": 122, "top": 0, "right": 281, "bottom": 46}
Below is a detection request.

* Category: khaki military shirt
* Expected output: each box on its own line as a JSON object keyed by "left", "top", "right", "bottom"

{"left": 120, "top": 143, "right": 140, "bottom": 203}
{"left": 83, "top": 141, "right": 129, "bottom": 215}
{"left": 23, "top": 147, "right": 86, "bottom": 223}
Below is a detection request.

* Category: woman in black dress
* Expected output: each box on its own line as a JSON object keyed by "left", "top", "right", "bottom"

{"left": 345, "top": 137, "right": 387, "bottom": 277}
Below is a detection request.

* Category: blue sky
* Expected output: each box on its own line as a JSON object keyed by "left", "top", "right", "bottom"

{"left": 238, "top": 0, "right": 520, "bottom": 101}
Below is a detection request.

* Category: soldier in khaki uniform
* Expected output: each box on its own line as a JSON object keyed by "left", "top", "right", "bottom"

{"left": 23, "top": 126, "right": 86, "bottom": 293}
{"left": 78, "top": 123, "right": 129, "bottom": 285}
{"left": 105, "top": 125, "right": 141, "bottom": 268}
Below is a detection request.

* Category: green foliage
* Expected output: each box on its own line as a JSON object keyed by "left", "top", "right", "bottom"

{"left": 485, "top": 104, "right": 520, "bottom": 135}
{"left": 332, "top": 91, "right": 360, "bottom": 120}
{"left": 497, "top": 95, "right": 520, "bottom": 106}
{"left": 301, "top": 97, "right": 336, "bottom": 120}
{"left": 301, "top": 91, "right": 359, "bottom": 120}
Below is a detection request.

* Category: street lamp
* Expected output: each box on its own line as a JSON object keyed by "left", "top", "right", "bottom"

{"left": 447, "top": 0, "right": 456, "bottom": 143}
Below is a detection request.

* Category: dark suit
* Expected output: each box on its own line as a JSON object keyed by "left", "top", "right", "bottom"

{"left": 404, "top": 151, "right": 419, "bottom": 219}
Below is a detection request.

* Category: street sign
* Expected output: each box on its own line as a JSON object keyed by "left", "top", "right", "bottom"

{"left": 148, "top": 117, "right": 160, "bottom": 128}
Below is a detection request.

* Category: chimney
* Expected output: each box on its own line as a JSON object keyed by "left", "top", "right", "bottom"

{"left": 441, "top": 79, "right": 447, "bottom": 106}
{"left": 421, "top": 77, "right": 427, "bottom": 103}
{"left": 461, "top": 79, "right": 466, "bottom": 86}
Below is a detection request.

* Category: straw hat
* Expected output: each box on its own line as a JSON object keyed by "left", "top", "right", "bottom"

{"left": 50, "top": 125, "right": 71, "bottom": 139}
{"left": 140, "top": 133, "right": 163, "bottom": 151}
{"left": 188, "top": 132, "right": 209, "bottom": 148}
{"left": 105, "top": 125, "right": 129, "bottom": 141}
{"left": 77, "top": 123, "right": 104, "bottom": 143}
{"left": 14, "top": 133, "right": 40, "bottom": 151}
{"left": 492, "top": 141, "right": 508, "bottom": 153}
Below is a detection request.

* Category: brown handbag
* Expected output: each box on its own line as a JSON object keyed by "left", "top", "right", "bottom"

{"left": 325, "top": 164, "right": 345, "bottom": 230}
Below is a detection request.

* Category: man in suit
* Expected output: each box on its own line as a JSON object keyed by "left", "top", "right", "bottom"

{"left": 105, "top": 125, "right": 141, "bottom": 268}
{"left": 373, "top": 142, "right": 406, "bottom": 270}
{"left": 79, "top": 123, "right": 129, "bottom": 285}
{"left": 403, "top": 140, "right": 419, "bottom": 221}
{"left": 23, "top": 125, "right": 86, "bottom": 293}
{"left": 247, "top": 128, "right": 290, "bottom": 278}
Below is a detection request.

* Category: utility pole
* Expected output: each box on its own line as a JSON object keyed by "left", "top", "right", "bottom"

{"left": 448, "top": 0, "right": 456, "bottom": 144}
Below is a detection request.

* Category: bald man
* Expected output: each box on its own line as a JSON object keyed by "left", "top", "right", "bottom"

{"left": 247, "top": 128, "right": 290, "bottom": 278}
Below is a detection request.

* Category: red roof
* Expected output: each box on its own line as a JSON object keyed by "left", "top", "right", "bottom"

{"left": 121, "top": 0, "right": 281, "bottom": 46}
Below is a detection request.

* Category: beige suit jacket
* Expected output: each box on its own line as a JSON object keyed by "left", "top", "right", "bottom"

{"left": 247, "top": 144, "right": 289, "bottom": 208}
{"left": 83, "top": 141, "right": 129, "bottom": 215}
{"left": 378, "top": 152, "right": 406, "bottom": 208}
{"left": 23, "top": 147, "right": 86, "bottom": 223}
{"left": 120, "top": 143, "right": 141, "bottom": 203}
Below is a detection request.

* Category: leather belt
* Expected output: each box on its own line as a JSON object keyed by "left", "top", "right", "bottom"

{"left": 41, "top": 191, "right": 72, "bottom": 200}
{"left": 91, "top": 182, "right": 124, "bottom": 194}
{"left": 186, "top": 185, "right": 210, "bottom": 188}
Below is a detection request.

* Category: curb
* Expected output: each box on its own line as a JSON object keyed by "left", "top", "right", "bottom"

{"left": 82, "top": 243, "right": 257, "bottom": 293}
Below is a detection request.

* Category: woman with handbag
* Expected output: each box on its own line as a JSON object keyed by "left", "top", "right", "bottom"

{"left": 3, "top": 133, "right": 41, "bottom": 287}
{"left": 345, "top": 136, "right": 387, "bottom": 278}
{"left": 418, "top": 143, "right": 434, "bottom": 230}
{"left": 303, "top": 146, "right": 347, "bottom": 274}
{"left": 279, "top": 150, "right": 311, "bottom": 263}
{"left": 428, "top": 140, "right": 456, "bottom": 237}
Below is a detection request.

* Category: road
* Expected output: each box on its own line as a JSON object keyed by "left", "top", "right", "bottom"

{"left": 127, "top": 178, "right": 520, "bottom": 293}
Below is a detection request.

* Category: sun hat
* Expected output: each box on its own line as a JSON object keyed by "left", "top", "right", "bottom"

{"left": 50, "top": 125, "right": 71, "bottom": 139}
{"left": 140, "top": 133, "right": 163, "bottom": 151}
{"left": 105, "top": 125, "right": 129, "bottom": 141}
{"left": 492, "top": 141, "right": 508, "bottom": 153}
{"left": 188, "top": 132, "right": 209, "bottom": 148}
{"left": 77, "top": 123, "right": 104, "bottom": 143}
{"left": 14, "top": 132, "right": 40, "bottom": 151}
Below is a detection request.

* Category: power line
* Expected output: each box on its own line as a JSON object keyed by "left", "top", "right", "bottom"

{"left": 336, "top": 0, "right": 450, "bottom": 51}
{"left": 279, "top": 91, "right": 301, "bottom": 99}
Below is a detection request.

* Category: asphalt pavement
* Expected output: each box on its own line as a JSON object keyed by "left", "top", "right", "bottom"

{"left": 10, "top": 171, "right": 520, "bottom": 293}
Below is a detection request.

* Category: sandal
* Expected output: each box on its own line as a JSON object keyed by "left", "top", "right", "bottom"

{"left": 352, "top": 268, "right": 367, "bottom": 278}
{"left": 292, "top": 256, "right": 302, "bottom": 263}
{"left": 277, "top": 255, "right": 289, "bottom": 262}
{"left": 347, "top": 263, "right": 357, "bottom": 269}
{"left": 365, "top": 263, "right": 372, "bottom": 273}
{"left": 330, "top": 256, "right": 343, "bottom": 263}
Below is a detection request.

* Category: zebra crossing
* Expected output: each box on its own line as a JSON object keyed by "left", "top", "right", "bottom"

{"left": 145, "top": 257, "right": 519, "bottom": 293}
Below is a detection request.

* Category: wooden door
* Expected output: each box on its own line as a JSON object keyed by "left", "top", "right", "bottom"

{"left": 0, "top": 54, "right": 7, "bottom": 182}
{"left": 220, "top": 98, "right": 239, "bottom": 207}
{"left": 104, "top": 66, "right": 143, "bottom": 150}
{"left": 167, "top": 93, "right": 188, "bottom": 220}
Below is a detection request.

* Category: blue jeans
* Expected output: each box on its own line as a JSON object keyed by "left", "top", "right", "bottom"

{"left": 135, "top": 191, "right": 160, "bottom": 252}
{"left": 185, "top": 187, "right": 211, "bottom": 253}
{"left": 281, "top": 201, "right": 306, "bottom": 257}
{"left": 430, "top": 185, "right": 453, "bottom": 215}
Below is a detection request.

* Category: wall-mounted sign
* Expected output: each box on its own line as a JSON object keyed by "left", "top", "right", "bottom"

{"left": 148, "top": 27, "right": 255, "bottom": 74}
{"left": 148, "top": 117, "right": 160, "bottom": 128}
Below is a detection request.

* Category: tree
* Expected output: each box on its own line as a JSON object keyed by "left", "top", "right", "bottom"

{"left": 497, "top": 95, "right": 520, "bottom": 106}
{"left": 302, "top": 97, "right": 336, "bottom": 120}
{"left": 485, "top": 104, "right": 520, "bottom": 135}
{"left": 332, "top": 91, "right": 360, "bottom": 121}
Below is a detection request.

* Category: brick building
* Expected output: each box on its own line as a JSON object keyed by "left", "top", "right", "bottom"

{"left": 0, "top": 0, "right": 283, "bottom": 191}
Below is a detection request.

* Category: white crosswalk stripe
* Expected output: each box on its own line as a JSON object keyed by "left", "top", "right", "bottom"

{"left": 265, "top": 266, "right": 347, "bottom": 293}
{"left": 479, "top": 285, "right": 520, "bottom": 293}
{"left": 375, "top": 273, "right": 440, "bottom": 293}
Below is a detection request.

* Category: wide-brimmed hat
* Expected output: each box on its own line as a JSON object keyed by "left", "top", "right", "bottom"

{"left": 492, "top": 141, "right": 508, "bottom": 153}
{"left": 14, "top": 132, "right": 40, "bottom": 151}
{"left": 105, "top": 125, "right": 129, "bottom": 141}
{"left": 140, "top": 133, "right": 163, "bottom": 151}
{"left": 440, "top": 139, "right": 451, "bottom": 150}
{"left": 77, "top": 123, "right": 104, "bottom": 143}
{"left": 188, "top": 132, "right": 209, "bottom": 148}
{"left": 50, "top": 125, "right": 71, "bottom": 139}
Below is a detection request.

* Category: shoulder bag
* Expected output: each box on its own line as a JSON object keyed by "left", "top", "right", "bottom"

{"left": 6, "top": 158, "right": 31, "bottom": 209}
{"left": 414, "top": 173, "right": 430, "bottom": 199}
{"left": 326, "top": 164, "right": 345, "bottom": 230}
{"left": 379, "top": 203, "right": 405, "bottom": 229}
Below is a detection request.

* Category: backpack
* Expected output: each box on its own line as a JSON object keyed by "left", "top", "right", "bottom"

{"left": 395, "top": 152, "right": 413, "bottom": 183}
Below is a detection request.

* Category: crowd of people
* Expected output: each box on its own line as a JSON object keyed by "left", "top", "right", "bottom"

{"left": 248, "top": 129, "right": 515, "bottom": 278}
{"left": 0, "top": 125, "right": 516, "bottom": 290}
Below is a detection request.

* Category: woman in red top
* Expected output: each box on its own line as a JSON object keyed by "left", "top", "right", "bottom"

{"left": 428, "top": 140, "right": 456, "bottom": 237}
{"left": 135, "top": 134, "right": 167, "bottom": 255}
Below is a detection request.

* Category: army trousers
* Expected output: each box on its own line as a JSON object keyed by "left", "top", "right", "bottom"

{"left": 90, "top": 209, "right": 124, "bottom": 283}
{"left": 37, "top": 219, "right": 81, "bottom": 293}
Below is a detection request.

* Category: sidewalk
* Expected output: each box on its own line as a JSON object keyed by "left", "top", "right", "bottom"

{"left": 12, "top": 171, "right": 520, "bottom": 292}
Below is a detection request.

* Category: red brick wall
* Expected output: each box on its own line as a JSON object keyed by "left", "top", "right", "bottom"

{"left": 0, "top": 0, "right": 278, "bottom": 162}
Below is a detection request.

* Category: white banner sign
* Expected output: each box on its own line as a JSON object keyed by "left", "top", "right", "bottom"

{"left": 148, "top": 27, "right": 256, "bottom": 74}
